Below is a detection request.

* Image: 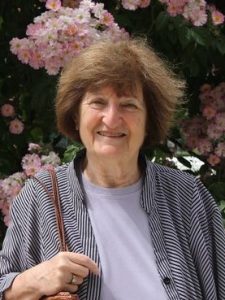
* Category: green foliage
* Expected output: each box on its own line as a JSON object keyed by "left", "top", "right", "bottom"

{"left": 62, "top": 142, "right": 84, "bottom": 163}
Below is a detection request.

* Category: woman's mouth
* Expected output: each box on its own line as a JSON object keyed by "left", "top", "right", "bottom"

{"left": 97, "top": 131, "right": 126, "bottom": 138}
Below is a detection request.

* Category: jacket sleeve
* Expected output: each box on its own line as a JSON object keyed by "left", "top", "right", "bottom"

{"left": 190, "top": 178, "right": 225, "bottom": 299}
{"left": 0, "top": 179, "right": 36, "bottom": 298}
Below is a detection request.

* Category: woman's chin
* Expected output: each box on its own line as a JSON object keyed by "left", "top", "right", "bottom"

{"left": 92, "top": 145, "right": 126, "bottom": 158}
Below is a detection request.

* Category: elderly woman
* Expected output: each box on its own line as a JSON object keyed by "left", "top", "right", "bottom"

{"left": 1, "top": 38, "right": 225, "bottom": 300}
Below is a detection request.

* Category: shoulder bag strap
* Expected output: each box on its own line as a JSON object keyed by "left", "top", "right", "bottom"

{"left": 32, "top": 169, "right": 67, "bottom": 252}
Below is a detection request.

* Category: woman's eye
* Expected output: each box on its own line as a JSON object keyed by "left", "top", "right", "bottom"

{"left": 89, "top": 100, "right": 105, "bottom": 108}
{"left": 122, "top": 103, "right": 138, "bottom": 109}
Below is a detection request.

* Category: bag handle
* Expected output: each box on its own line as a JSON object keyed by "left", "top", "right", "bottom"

{"left": 32, "top": 169, "right": 67, "bottom": 252}
{"left": 32, "top": 171, "right": 79, "bottom": 299}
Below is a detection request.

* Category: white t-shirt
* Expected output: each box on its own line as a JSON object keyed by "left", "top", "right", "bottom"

{"left": 82, "top": 174, "right": 168, "bottom": 300}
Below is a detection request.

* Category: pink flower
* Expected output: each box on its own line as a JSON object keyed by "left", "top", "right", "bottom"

{"left": 64, "top": 24, "right": 79, "bottom": 36}
{"left": 122, "top": 0, "right": 139, "bottom": 10}
{"left": 207, "top": 122, "right": 223, "bottom": 140}
{"left": 211, "top": 10, "right": 225, "bottom": 25}
{"left": 182, "top": 117, "right": 205, "bottom": 137}
{"left": 199, "top": 83, "right": 212, "bottom": 93}
{"left": 202, "top": 105, "right": 217, "bottom": 120}
{"left": 1, "top": 172, "right": 25, "bottom": 202}
{"left": 22, "top": 154, "right": 42, "bottom": 176}
{"left": 215, "top": 112, "right": 225, "bottom": 130}
{"left": 1, "top": 104, "right": 15, "bottom": 117}
{"left": 26, "top": 23, "right": 44, "bottom": 36}
{"left": 167, "top": 0, "right": 187, "bottom": 16}
{"left": 41, "top": 151, "right": 61, "bottom": 166}
{"left": 183, "top": 0, "right": 207, "bottom": 26}
{"left": 41, "top": 164, "right": 55, "bottom": 171}
{"left": 0, "top": 201, "right": 10, "bottom": 226}
{"left": 29, "top": 50, "right": 44, "bottom": 70}
{"left": 91, "top": 3, "right": 104, "bottom": 18}
{"left": 199, "top": 91, "right": 214, "bottom": 106}
{"left": 159, "top": 0, "right": 169, "bottom": 3}
{"left": 100, "top": 12, "right": 114, "bottom": 27}
{"left": 4, "top": 214, "right": 11, "bottom": 227}
{"left": 186, "top": 136, "right": 199, "bottom": 149}
{"left": 139, "top": 0, "right": 151, "bottom": 8}
{"left": 10, "top": 38, "right": 30, "bottom": 55}
{"left": 17, "top": 49, "right": 31, "bottom": 64}
{"left": 46, "top": 0, "right": 61, "bottom": 11}
{"left": 196, "top": 138, "right": 212, "bottom": 155}
{"left": 215, "top": 142, "right": 225, "bottom": 158}
{"left": 10, "top": 3, "right": 128, "bottom": 75}
{"left": 207, "top": 154, "right": 221, "bottom": 166}
{"left": 9, "top": 118, "right": 24, "bottom": 134}
{"left": 28, "top": 143, "right": 42, "bottom": 153}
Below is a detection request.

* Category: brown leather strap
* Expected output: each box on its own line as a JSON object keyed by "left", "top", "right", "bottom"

{"left": 32, "top": 170, "right": 67, "bottom": 252}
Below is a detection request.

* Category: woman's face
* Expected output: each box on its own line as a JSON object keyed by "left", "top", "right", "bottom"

{"left": 77, "top": 84, "right": 147, "bottom": 161}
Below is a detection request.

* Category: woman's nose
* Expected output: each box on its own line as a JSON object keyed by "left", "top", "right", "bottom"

{"left": 102, "top": 104, "right": 122, "bottom": 128}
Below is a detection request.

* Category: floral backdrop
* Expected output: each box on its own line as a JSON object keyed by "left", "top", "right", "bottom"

{"left": 0, "top": 0, "right": 225, "bottom": 243}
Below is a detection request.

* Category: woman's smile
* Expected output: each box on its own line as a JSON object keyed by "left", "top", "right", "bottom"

{"left": 97, "top": 131, "right": 126, "bottom": 138}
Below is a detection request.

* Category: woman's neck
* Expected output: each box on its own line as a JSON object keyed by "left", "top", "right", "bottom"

{"left": 82, "top": 154, "right": 141, "bottom": 188}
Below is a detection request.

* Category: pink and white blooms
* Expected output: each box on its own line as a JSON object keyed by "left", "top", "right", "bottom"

{"left": 9, "top": 118, "right": 24, "bottom": 134}
{"left": 121, "top": 0, "right": 151, "bottom": 10}
{"left": 182, "top": 0, "right": 207, "bottom": 26}
{"left": 46, "top": 0, "right": 62, "bottom": 11}
{"left": 166, "top": 0, "right": 188, "bottom": 17}
{"left": 0, "top": 172, "right": 26, "bottom": 226}
{"left": 28, "top": 143, "right": 42, "bottom": 153}
{"left": 22, "top": 154, "right": 42, "bottom": 176}
{"left": 0, "top": 104, "right": 15, "bottom": 117}
{"left": 181, "top": 82, "right": 225, "bottom": 167}
{"left": 211, "top": 10, "right": 225, "bottom": 25}
{"left": 208, "top": 4, "right": 225, "bottom": 25}
{"left": 10, "top": 0, "right": 128, "bottom": 75}
{"left": 41, "top": 151, "right": 61, "bottom": 166}
{"left": 121, "top": 0, "right": 225, "bottom": 27}
{"left": 1, "top": 102, "right": 25, "bottom": 135}
{"left": 0, "top": 144, "right": 61, "bottom": 226}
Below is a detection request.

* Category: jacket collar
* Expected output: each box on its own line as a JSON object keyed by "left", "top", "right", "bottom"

{"left": 67, "top": 149, "right": 156, "bottom": 214}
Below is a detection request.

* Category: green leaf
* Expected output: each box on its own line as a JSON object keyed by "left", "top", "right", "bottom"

{"left": 189, "top": 29, "right": 206, "bottom": 46}
{"left": 219, "top": 200, "right": 225, "bottom": 213}
{"left": 155, "top": 11, "right": 169, "bottom": 31}
{"left": 62, "top": 143, "right": 84, "bottom": 163}
{"left": 178, "top": 27, "right": 191, "bottom": 48}
{"left": 29, "top": 127, "right": 43, "bottom": 142}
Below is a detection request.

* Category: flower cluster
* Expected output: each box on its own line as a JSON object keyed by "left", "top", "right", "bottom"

{"left": 121, "top": 0, "right": 151, "bottom": 10}
{"left": 0, "top": 143, "right": 61, "bottom": 225}
{"left": 0, "top": 102, "right": 24, "bottom": 135}
{"left": 10, "top": 0, "right": 128, "bottom": 75}
{"left": 121, "top": 0, "right": 225, "bottom": 27}
{"left": 181, "top": 82, "right": 225, "bottom": 167}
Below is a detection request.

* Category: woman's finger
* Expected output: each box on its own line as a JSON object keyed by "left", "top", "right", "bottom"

{"left": 65, "top": 283, "right": 79, "bottom": 293}
{"left": 70, "top": 275, "right": 84, "bottom": 285}
{"left": 66, "top": 253, "right": 99, "bottom": 275}
{"left": 67, "top": 262, "right": 90, "bottom": 278}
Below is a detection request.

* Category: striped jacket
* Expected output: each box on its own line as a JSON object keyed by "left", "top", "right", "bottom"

{"left": 0, "top": 152, "right": 225, "bottom": 299}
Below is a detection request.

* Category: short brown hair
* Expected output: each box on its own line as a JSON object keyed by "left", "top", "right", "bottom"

{"left": 56, "top": 38, "right": 185, "bottom": 148}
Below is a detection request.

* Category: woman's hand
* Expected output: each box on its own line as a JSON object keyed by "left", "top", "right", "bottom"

{"left": 4, "top": 252, "right": 99, "bottom": 300}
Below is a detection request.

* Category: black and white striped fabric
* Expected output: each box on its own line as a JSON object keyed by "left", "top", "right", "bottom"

{"left": 0, "top": 151, "right": 225, "bottom": 299}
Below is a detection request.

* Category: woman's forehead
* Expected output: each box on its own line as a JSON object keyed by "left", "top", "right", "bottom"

{"left": 86, "top": 82, "right": 143, "bottom": 98}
